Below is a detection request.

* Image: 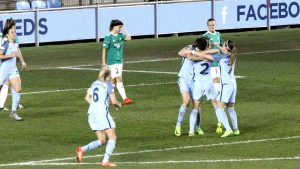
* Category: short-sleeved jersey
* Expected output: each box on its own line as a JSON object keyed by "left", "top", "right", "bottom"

{"left": 178, "top": 45, "right": 195, "bottom": 81}
{"left": 192, "top": 59, "right": 212, "bottom": 81}
{"left": 0, "top": 37, "right": 18, "bottom": 72}
{"left": 87, "top": 80, "right": 114, "bottom": 115}
{"left": 203, "top": 31, "right": 223, "bottom": 67}
{"left": 0, "top": 33, "right": 18, "bottom": 43}
{"left": 213, "top": 53, "right": 236, "bottom": 84}
{"left": 103, "top": 33, "right": 126, "bottom": 65}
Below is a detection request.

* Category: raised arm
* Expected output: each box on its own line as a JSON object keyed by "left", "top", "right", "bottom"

{"left": 122, "top": 27, "right": 131, "bottom": 41}
{"left": 178, "top": 46, "right": 191, "bottom": 57}
{"left": 186, "top": 51, "right": 214, "bottom": 61}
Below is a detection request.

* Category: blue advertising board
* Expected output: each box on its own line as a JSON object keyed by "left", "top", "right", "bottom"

{"left": 0, "top": 0, "right": 299, "bottom": 44}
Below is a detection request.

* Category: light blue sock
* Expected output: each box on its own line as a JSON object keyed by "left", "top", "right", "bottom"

{"left": 82, "top": 140, "right": 101, "bottom": 152}
{"left": 228, "top": 108, "right": 238, "bottom": 130}
{"left": 189, "top": 108, "right": 198, "bottom": 133}
{"left": 176, "top": 105, "right": 187, "bottom": 126}
{"left": 11, "top": 87, "right": 20, "bottom": 112}
{"left": 214, "top": 105, "right": 221, "bottom": 123}
{"left": 102, "top": 139, "right": 116, "bottom": 163}
{"left": 217, "top": 108, "right": 232, "bottom": 131}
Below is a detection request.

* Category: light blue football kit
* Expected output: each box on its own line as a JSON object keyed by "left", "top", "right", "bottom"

{"left": 213, "top": 53, "right": 238, "bottom": 132}
{"left": 177, "top": 45, "right": 195, "bottom": 95}
{"left": 87, "top": 80, "right": 116, "bottom": 131}
{"left": 0, "top": 40, "right": 19, "bottom": 85}
{"left": 212, "top": 53, "right": 237, "bottom": 103}
{"left": 176, "top": 45, "right": 195, "bottom": 127}
{"left": 192, "top": 60, "right": 216, "bottom": 101}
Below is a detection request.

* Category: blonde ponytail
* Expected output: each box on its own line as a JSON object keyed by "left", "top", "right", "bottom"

{"left": 98, "top": 65, "right": 111, "bottom": 82}
{"left": 226, "top": 40, "right": 237, "bottom": 66}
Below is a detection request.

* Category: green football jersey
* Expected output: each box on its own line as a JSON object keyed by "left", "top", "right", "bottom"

{"left": 103, "top": 33, "right": 126, "bottom": 65}
{"left": 203, "top": 31, "right": 223, "bottom": 67}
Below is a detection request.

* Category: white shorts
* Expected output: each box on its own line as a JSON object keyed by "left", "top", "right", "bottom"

{"left": 192, "top": 80, "right": 217, "bottom": 101}
{"left": 109, "top": 64, "right": 123, "bottom": 78}
{"left": 178, "top": 77, "right": 193, "bottom": 95}
{"left": 217, "top": 82, "right": 237, "bottom": 103}
{"left": 0, "top": 68, "right": 19, "bottom": 85}
{"left": 88, "top": 112, "right": 116, "bottom": 131}
{"left": 211, "top": 67, "right": 220, "bottom": 79}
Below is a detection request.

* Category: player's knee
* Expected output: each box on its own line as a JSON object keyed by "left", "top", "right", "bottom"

{"left": 14, "top": 88, "right": 22, "bottom": 93}
{"left": 99, "top": 139, "right": 106, "bottom": 145}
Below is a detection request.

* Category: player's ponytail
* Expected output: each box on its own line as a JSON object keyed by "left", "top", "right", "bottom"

{"left": 2, "top": 18, "right": 16, "bottom": 36}
{"left": 226, "top": 40, "right": 237, "bottom": 66}
{"left": 98, "top": 65, "right": 111, "bottom": 82}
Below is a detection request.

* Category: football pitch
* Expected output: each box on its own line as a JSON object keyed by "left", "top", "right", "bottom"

{"left": 0, "top": 28, "right": 299, "bottom": 169}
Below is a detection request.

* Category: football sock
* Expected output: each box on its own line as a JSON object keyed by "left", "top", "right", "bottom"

{"left": 189, "top": 108, "right": 199, "bottom": 133}
{"left": 214, "top": 105, "right": 222, "bottom": 123}
{"left": 11, "top": 87, "right": 20, "bottom": 112}
{"left": 228, "top": 107, "right": 238, "bottom": 130}
{"left": 116, "top": 82, "right": 127, "bottom": 100}
{"left": 82, "top": 140, "right": 102, "bottom": 152}
{"left": 0, "top": 84, "right": 9, "bottom": 108}
{"left": 195, "top": 108, "right": 202, "bottom": 128}
{"left": 217, "top": 108, "right": 232, "bottom": 131}
{"left": 176, "top": 105, "right": 187, "bottom": 126}
{"left": 102, "top": 139, "right": 116, "bottom": 163}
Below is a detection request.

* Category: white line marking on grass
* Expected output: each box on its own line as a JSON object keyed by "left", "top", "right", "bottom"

{"left": 21, "top": 82, "right": 177, "bottom": 95}
{"left": 1, "top": 157, "right": 299, "bottom": 166}
{"left": 242, "top": 48, "right": 300, "bottom": 55}
{"left": 30, "top": 48, "right": 300, "bottom": 71}
{"left": 0, "top": 136, "right": 299, "bottom": 167}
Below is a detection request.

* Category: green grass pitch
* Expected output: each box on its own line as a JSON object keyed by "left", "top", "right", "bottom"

{"left": 0, "top": 28, "right": 299, "bottom": 169}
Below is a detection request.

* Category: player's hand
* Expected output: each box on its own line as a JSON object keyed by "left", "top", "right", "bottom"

{"left": 115, "top": 103, "right": 121, "bottom": 112}
{"left": 10, "top": 52, "right": 18, "bottom": 58}
{"left": 21, "top": 62, "right": 27, "bottom": 70}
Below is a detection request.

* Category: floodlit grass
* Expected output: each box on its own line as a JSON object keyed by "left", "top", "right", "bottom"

{"left": 0, "top": 28, "right": 299, "bottom": 168}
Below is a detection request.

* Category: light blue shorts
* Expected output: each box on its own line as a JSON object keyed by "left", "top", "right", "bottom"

{"left": 192, "top": 80, "right": 217, "bottom": 101}
{"left": 88, "top": 112, "right": 116, "bottom": 131}
{"left": 178, "top": 77, "right": 193, "bottom": 95}
{"left": 217, "top": 82, "right": 237, "bottom": 103}
{"left": 0, "top": 68, "right": 19, "bottom": 85}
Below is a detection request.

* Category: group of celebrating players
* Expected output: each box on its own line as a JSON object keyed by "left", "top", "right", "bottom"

{"left": 174, "top": 18, "right": 240, "bottom": 138}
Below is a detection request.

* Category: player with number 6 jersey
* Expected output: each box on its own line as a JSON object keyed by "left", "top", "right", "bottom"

{"left": 76, "top": 65, "right": 121, "bottom": 167}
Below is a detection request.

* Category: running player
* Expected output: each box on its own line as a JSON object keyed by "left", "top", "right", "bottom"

{"left": 0, "top": 18, "right": 26, "bottom": 112}
{"left": 76, "top": 65, "right": 121, "bottom": 167}
{"left": 0, "top": 18, "right": 26, "bottom": 121}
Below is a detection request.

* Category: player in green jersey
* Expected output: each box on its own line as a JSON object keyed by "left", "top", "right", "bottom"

{"left": 102, "top": 20, "right": 132, "bottom": 105}
{"left": 202, "top": 18, "right": 224, "bottom": 135}
{"left": 203, "top": 18, "right": 223, "bottom": 91}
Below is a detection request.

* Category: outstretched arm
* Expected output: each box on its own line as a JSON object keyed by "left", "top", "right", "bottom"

{"left": 187, "top": 52, "right": 214, "bottom": 61}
